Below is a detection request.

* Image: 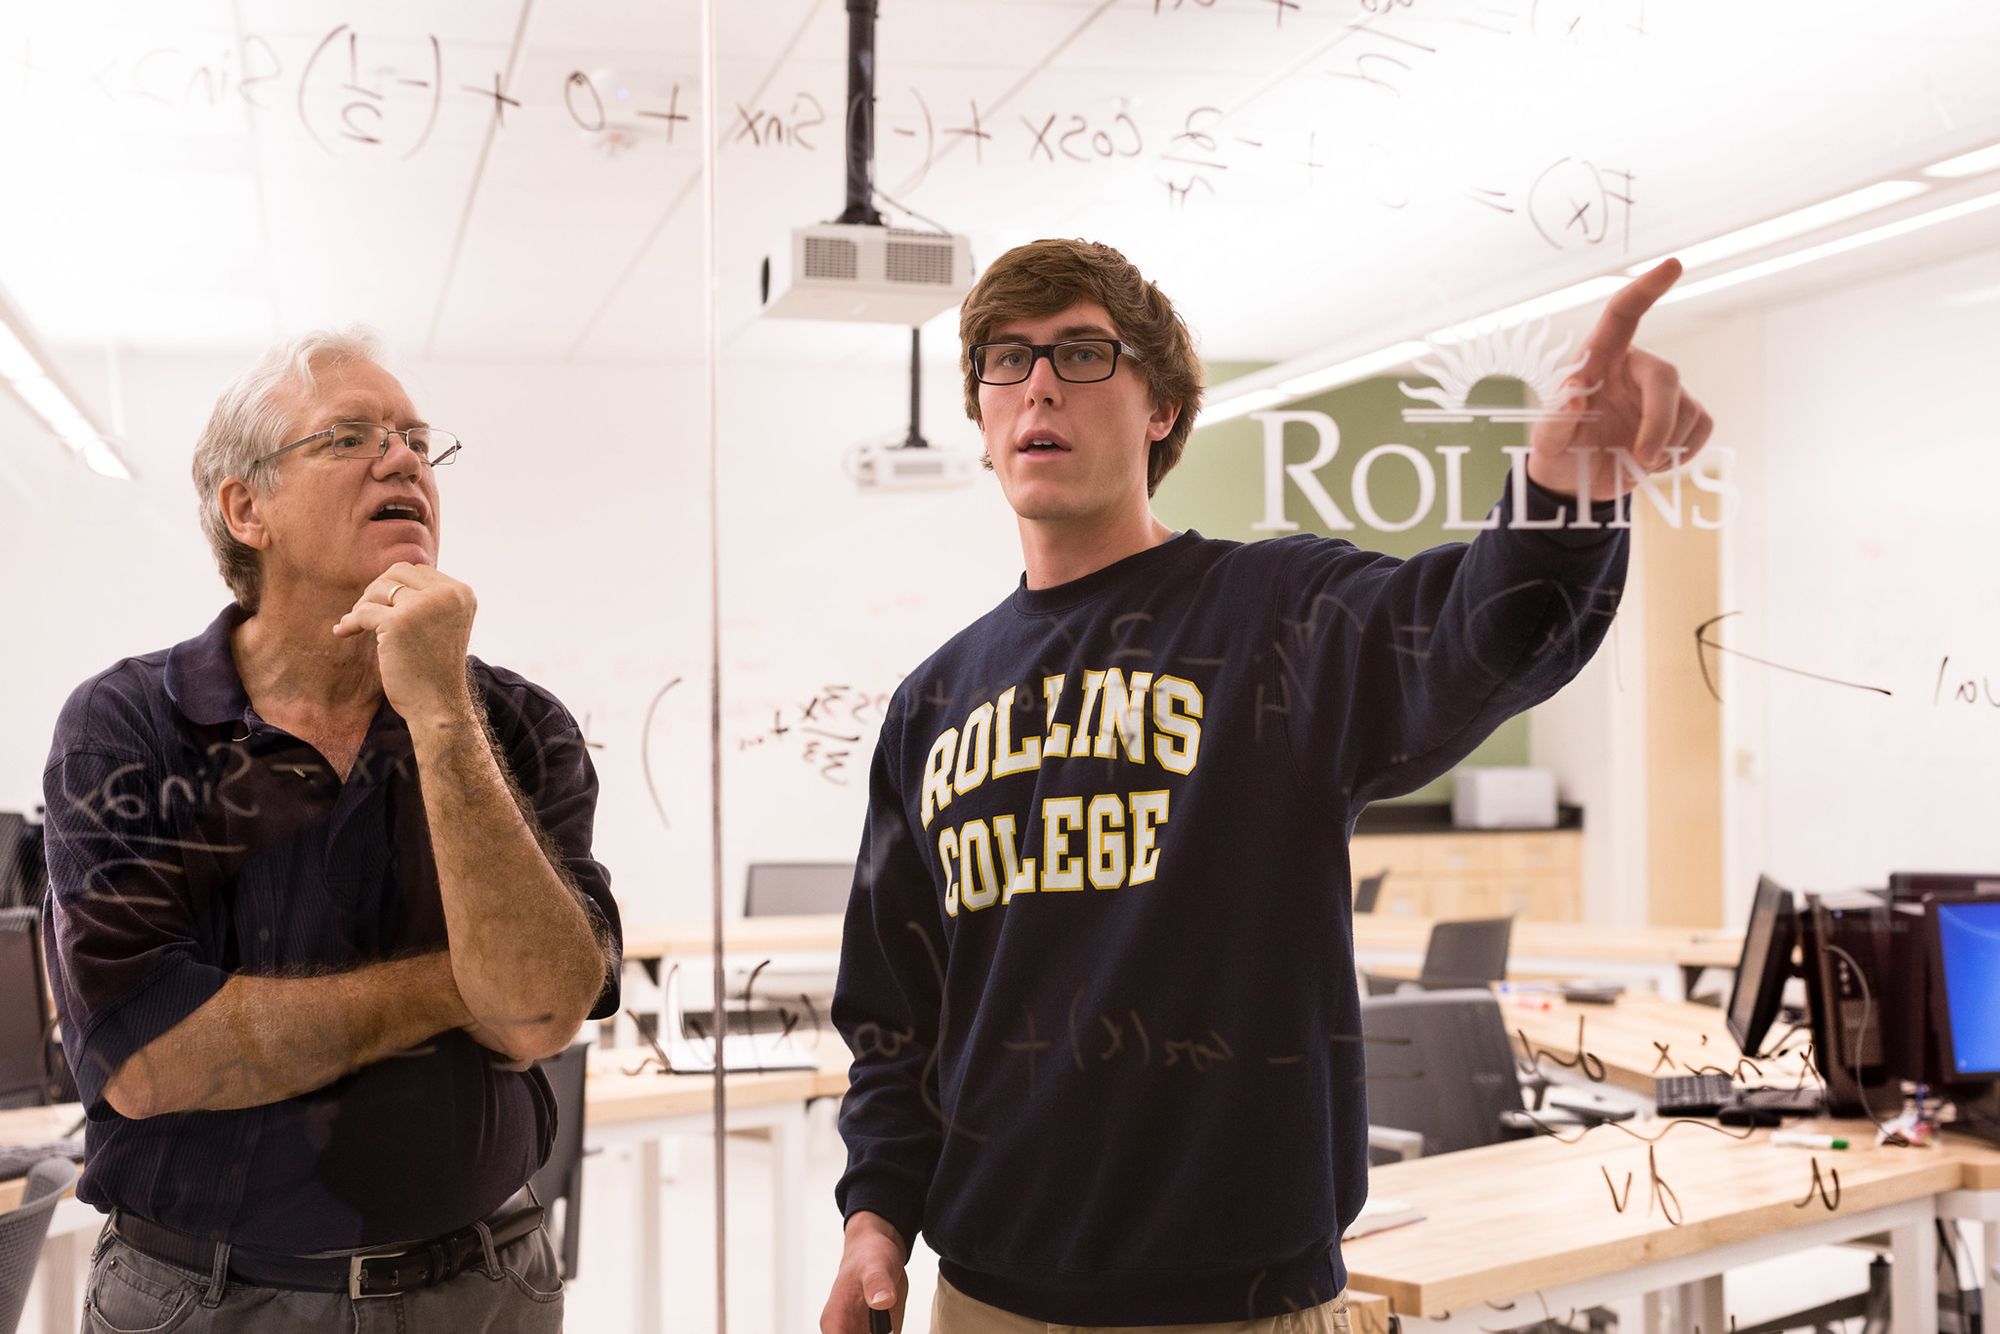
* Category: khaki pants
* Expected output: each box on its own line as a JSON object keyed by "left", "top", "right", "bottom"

{"left": 933, "top": 1274, "right": 1352, "bottom": 1334}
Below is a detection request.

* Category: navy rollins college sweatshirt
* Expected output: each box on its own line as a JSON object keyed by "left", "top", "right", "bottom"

{"left": 832, "top": 474, "right": 1628, "bottom": 1324}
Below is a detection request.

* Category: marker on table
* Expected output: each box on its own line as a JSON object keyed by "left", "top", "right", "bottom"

{"left": 1771, "top": 1132, "right": 1849, "bottom": 1150}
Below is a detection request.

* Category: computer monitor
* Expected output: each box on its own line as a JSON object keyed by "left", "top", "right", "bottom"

{"left": 0, "top": 908, "right": 50, "bottom": 1107}
{"left": 743, "top": 861, "right": 854, "bottom": 917}
{"left": 1928, "top": 894, "right": 2000, "bottom": 1083}
{"left": 1727, "top": 874, "right": 1797, "bottom": 1056}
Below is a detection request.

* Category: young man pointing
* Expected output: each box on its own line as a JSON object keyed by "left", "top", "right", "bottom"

{"left": 824, "top": 240, "right": 1708, "bottom": 1333}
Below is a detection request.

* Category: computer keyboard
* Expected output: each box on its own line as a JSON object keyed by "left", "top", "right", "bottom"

{"left": 1653, "top": 1073, "right": 1737, "bottom": 1117}
{"left": 0, "top": 1140, "right": 84, "bottom": 1181}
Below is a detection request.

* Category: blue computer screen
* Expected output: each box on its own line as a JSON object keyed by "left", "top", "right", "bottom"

{"left": 1937, "top": 900, "right": 2000, "bottom": 1078}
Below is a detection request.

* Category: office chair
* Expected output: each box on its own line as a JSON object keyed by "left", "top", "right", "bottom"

{"left": 1352, "top": 870, "right": 1386, "bottom": 915}
{"left": 0, "top": 1157, "right": 79, "bottom": 1334}
{"left": 1359, "top": 988, "right": 1628, "bottom": 1161}
{"left": 1360, "top": 990, "right": 1622, "bottom": 1334}
{"left": 0, "top": 909, "right": 56, "bottom": 1110}
{"left": 530, "top": 1040, "right": 592, "bottom": 1279}
{"left": 1363, "top": 914, "right": 1513, "bottom": 996}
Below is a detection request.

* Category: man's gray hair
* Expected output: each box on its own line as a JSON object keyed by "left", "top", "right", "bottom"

{"left": 193, "top": 326, "right": 383, "bottom": 610}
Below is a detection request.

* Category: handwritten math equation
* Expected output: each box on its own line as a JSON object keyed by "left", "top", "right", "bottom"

{"left": 734, "top": 682, "right": 892, "bottom": 788}
{"left": 9, "top": 17, "right": 1636, "bottom": 240}
{"left": 7, "top": 25, "right": 695, "bottom": 159}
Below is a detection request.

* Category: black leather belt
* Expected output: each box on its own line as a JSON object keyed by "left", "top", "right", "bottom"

{"left": 110, "top": 1198, "right": 546, "bottom": 1299}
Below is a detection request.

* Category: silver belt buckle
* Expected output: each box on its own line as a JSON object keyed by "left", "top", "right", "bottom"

{"left": 348, "top": 1247, "right": 409, "bottom": 1300}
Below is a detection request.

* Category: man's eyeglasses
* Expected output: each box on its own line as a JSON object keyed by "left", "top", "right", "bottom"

{"left": 255, "top": 422, "right": 463, "bottom": 469}
{"left": 970, "top": 339, "right": 1141, "bottom": 386}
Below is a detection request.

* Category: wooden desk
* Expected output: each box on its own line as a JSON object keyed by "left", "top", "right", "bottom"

{"left": 621, "top": 913, "right": 843, "bottom": 963}
{"left": 0, "top": 1105, "right": 79, "bottom": 1213}
{"left": 1353, "top": 914, "right": 1742, "bottom": 998}
{"left": 1345, "top": 1116, "right": 1963, "bottom": 1329}
{"left": 1504, "top": 992, "right": 1815, "bottom": 1098}
{"left": 623, "top": 911, "right": 1747, "bottom": 1008}
{"left": 1342, "top": 1288, "right": 1392, "bottom": 1333}
{"left": 583, "top": 1038, "right": 848, "bottom": 1124}
{"left": 622, "top": 913, "right": 1743, "bottom": 963}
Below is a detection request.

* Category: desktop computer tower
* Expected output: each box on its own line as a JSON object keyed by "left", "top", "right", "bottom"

{"left": 1799, "top": 894, "right": 1901, "bottom": 1117}
{"left": 1881, "top": 900, "right": 1952, "bottom": 1089}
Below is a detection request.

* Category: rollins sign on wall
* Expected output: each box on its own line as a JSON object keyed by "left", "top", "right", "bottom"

{"left": 1247, "top": 321, "right": 1741, "bottom": 534}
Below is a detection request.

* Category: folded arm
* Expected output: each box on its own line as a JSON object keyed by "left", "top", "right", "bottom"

{"left": 102, "top": 950, "right": 469, "bottom": 1119}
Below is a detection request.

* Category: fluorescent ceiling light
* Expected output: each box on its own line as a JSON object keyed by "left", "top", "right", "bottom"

{"left": 0, "top": 323, "right": 38, "bottom": 381}
{"left": 1201, "top": 388, "right": 1293, "bottom": 426}
{"left": 81, "top": 437, "right": 131, "bottom": 480}
{"left": 0, "top": 310, "right": 132, "bottom": 479}
{"left": 1626, "top": 180, "right": 1927, "bottom": 276}
{"left": 1277, "top": 341, "right": 1432, "bottom": 397}
{"left": 1662, "top": 187, "right": 2000, "bottom": 304}
{"left": 1426, "top": 277, "right": 1625, "bottom": 345}
{"left": 52, "top": 415, "right": 100, "bottom": 451}
{"left": 1924, "top": 143, "right": 2000, "bottom": 179}
{"left": 11, "top": 374, "right": 74, "bottom": 428}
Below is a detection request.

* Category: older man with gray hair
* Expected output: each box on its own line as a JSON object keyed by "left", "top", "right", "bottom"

{"left": 40, "top": 329, "right": 620, "bottom": 1331}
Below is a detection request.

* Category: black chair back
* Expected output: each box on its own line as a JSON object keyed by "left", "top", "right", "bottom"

{"left": 1418, "top": 915, "right": 1513, "bottom": 989}
{"left": 530, "top": 1040, "right": 591, "bottom": 1278}
{"left": 1359, "top": 989, "right": 1524, "bottom": 1157}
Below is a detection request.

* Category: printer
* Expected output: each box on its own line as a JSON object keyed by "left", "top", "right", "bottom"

{"left": 1450, "top": 766, "right": 1559, "bottom": 829}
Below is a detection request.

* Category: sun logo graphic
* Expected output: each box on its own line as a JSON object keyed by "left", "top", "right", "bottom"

{"left": 1398, "top": 318, "right": 1600, "bottom": 425}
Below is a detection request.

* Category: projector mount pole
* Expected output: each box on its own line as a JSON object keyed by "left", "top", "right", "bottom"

{"left": 840, "top": 1, "right": 929, "bottom": 453}
{"left": 837, "top": 0, "right": 884, "bottom": 226}
{"left": 905, "top": 325, "right": 930, "bottom": 450}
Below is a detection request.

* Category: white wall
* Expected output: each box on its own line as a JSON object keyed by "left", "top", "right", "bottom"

{"left": 1527, "top": 552, "right": 1649, "bottom": 925}
{"left": 1576, "top": 243, "right": 2000, "bottom": 931}
{"left": 1733, "top": 246, "right": 2000, "bottom": 900}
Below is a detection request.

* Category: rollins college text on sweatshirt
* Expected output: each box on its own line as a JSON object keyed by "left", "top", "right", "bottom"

{"left": 833, "top": 475, "right": 1629, "bottom": 1324}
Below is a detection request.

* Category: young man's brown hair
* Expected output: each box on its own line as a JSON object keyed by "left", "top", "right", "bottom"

{"left": 959, "top": 238, "right": 1204, "bottom": 497}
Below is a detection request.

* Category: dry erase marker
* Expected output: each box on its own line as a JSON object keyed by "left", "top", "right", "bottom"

{"left": 870, "top": 1309, "right": 893, "bottom": 1333}
{"left": 1771, "top": 1132, "right": 1849, "bottom": 1150}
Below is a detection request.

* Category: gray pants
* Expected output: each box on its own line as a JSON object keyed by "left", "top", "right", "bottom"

{"left": 82, "top": 1189, "right": 564, "bottom": 1333}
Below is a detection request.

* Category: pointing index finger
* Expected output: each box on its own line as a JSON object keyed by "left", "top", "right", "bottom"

{"left": 1586, "top": 257, "right": 1682, "bottom": 364}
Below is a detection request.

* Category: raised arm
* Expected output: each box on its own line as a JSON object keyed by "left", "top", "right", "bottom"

{"left": 1272, "top": 261, "right": 1711, "bottom": 808}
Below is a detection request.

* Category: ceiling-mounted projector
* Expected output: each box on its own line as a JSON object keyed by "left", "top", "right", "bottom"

{"left": 760, "top": 222, "right": 974, "bottom": 326}
{"left": 848, "top": 438, "right": 985, "bottom": 490}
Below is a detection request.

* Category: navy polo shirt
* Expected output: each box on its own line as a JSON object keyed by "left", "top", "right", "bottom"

{"left": 40, "top": 604, "right": 622, "bottom": 1253}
